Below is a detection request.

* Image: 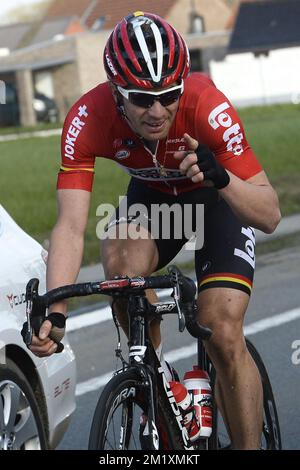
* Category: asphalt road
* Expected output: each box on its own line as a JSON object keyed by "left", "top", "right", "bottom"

{"left": 58, "top": 246, "right": 300, "bottom": 450}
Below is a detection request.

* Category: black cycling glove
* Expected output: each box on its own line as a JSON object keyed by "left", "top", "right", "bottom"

{"left": 195, "top": 144, "right": 230, "bottom": 189}
{"left": 21, "top": 312, "right": 66, "bottom": 353}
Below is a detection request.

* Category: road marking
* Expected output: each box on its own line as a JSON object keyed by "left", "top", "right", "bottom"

{"left": 0, "top": 128, "right": 61, "bottom": 142}
{"left": 75, "top": 306, "right": 300, "bottom": 396}
{"left": 67, "top": 305, "right": 112, "bottom": 332}
{"left": 67, "top": 289, "right": 172, "bottom": 332}
{"left": 75, "top": 372, "right": 113, "bottom": 397}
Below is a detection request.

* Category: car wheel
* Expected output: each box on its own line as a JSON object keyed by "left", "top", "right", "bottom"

{"left": 0, "top": 358, "right": 47, "bottom": 450}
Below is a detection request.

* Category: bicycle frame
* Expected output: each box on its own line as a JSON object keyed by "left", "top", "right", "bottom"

{"left": 116, "top": 291, "right": 209, "bottom": 450}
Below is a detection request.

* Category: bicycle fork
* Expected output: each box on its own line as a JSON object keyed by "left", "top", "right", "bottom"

{"left": 127, "top": 293, "right": 160, "bottom": 450}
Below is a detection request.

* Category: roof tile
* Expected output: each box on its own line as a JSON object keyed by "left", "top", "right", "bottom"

{"left": 45, "top": 0, "right": 94, "bottom": 19}
{"left": 229, "top": 0, "right": 300, "bottom": 53}
{"left": 44, "top": 0, "right": 177, "bottom": 29}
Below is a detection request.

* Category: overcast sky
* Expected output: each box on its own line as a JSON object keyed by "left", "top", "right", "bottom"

{"left": 0, "top": 0, "right": 43, "bottom": 22}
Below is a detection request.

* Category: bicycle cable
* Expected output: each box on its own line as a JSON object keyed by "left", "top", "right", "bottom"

{"left": 111, "top": 298, "right": 128, "bottom": 369}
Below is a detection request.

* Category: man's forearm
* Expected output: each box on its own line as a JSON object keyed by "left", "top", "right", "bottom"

{"left": 46, "top": 223, "right": 85, "bottom": 314}
{"left": 220, "top": 171, "right": 281, "bottom": 234}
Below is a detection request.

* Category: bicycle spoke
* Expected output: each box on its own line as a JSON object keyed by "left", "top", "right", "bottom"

{"left": 99, "top": 390, "right": 144, "bottom": 449}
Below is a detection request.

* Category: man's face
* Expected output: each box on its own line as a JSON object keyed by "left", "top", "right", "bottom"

{"left": 119, "top": 84, "right": 181, "bottom": 141}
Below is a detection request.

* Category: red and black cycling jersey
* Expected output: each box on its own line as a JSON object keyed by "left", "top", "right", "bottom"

{"left": 57, "top": 72, "right": 262, "bottom": 195}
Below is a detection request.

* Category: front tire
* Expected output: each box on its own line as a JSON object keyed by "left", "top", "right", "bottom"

{"left": 246, "top": 339, "right": 282, "bottom": 449}
{"left": 88, "top": 368, "right": 185, "bottom": 450}
{"left": 0, "top": 358, "right": 48, "bottom": 450}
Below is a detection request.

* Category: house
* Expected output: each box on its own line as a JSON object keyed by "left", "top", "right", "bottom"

{"left": 210, "top": 0, "right": 300, "bottom": 106}
{"left": 0, "top": 0, "right": 235, "bottom": 126}
{"left": 0, "top": 23, "right": 33, "bottom": 56}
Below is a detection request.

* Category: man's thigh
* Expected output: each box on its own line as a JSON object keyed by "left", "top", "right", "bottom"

{"left": 195, "top": 198, "right": 255, "bottom": 298}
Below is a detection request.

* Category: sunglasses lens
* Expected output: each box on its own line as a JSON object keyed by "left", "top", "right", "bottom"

{"left": 159, "top": 89, "right": 182, "bottom": 106}
{"left": 128, "top": 88, "right": 182, "bottom": 108}
{"left": 129, "top": 93, "right": 155, "bottom": 108}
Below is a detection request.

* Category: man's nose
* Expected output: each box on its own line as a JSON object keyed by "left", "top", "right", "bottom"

{"left": 147, "top": 99, "right": 165, "bottom": 117}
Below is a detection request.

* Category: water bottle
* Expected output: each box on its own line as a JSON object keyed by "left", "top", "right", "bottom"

{"left": 183, "top": 366, "right": 213, "bottom": 438}
{"left": 169, "top": 381, "right": 202, "bottom": 442}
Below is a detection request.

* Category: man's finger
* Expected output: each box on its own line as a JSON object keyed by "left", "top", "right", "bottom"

{"left": 39, "top": 320, "right": 52, "bottom": 340}
{"left": 174, "top": 134, "right": 199, "bottom": 160}
{"left": 30, "top": 342, "right": 58, "bottom": 357}
{"left": 30, "top": 334, "right": 53, "bottom": 347}
{"left": 179, "top": 153, "right": 198, "bottom": 173}
{"left": 183, "top": 133, "right": 198, "bottom": 151}
{"left": 29, "top": 335, "right": 58, "bottom": 357}
{"left": 186, "top": 164, "right": 201, "bottom": 180}
{"left": 173, "top": 150, "right": 187, "bottom": 160}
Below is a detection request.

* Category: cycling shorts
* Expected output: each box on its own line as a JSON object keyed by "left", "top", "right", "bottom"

{"left": 107, "top": 178, "right": 255, "bottom": 296}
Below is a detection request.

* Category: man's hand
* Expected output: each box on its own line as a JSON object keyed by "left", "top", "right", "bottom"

{"left": 174, "top": 133, "right": 230, "bottom": 189}
{"left": 21, "top": 312, "right": 66, "bottom": 357}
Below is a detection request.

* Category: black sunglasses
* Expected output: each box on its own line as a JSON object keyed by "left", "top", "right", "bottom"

{"left": 117, "top": 83, "right": 184, "bottom": 109}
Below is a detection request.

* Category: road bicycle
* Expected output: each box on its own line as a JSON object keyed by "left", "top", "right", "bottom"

{"left": 24, "top": 265, "right": 281, "bottom": 450}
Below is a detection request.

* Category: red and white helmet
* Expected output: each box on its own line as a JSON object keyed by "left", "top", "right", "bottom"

{"left": 103, "top": 11, "right": 190, "bottom": 89}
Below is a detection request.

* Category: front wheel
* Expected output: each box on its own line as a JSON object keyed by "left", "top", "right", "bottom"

{"left": 88, "top": 368, "right": 185, "bottom": 450}
{"left": 210, "top": 338, "right": 282, "bottom": 450}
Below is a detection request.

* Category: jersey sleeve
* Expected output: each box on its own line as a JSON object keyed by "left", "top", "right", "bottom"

{"left": 57, "top": 97, "right": 98, "bottom": 192}
{"left": 194, "top": 85, "right": 262, "bottom": 181}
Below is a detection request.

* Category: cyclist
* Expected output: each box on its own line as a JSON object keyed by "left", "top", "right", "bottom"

{"left": 24, "top": 12, "right": 281, "bottom": 449}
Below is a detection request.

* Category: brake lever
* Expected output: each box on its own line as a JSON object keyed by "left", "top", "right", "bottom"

{"left": 25, "top": 297, "right": 33, "bottom": 346}
{"left": 172, "top": 272, "right": 186, "bottom": 333}
{"left": 25, "top": 278, "right": 45, "bottom": 346}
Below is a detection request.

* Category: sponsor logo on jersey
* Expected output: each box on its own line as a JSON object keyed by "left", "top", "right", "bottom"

{"left": 64, "top": 105, "right": 88, "bottom": 161}
{"left": 115, "top": 150, "right": 130, "bottom": 160}
{"left": 166, "top": 137, "right": 186, "bottom": 154}
{"left": 167, "top": 138, "right": 185, "bottom": 144}
{"left": 114, "top": 138, "right": 137, "bottom": 149}
{"left": 234, "top": 226, "right": 255, "bottom": 268}
{"left": 201, "top": 261, "right": 212, "bottom": 273}
{"left": 124, "top": 167, "right": 186, "bottom": 181}
{"left": 113, "top": 138, "right": 123, "bottom": 148}
{"left": 123, "top": 138, "right": 137, "bottom": 148}
{"left": 208, "top": 102, "right": 244, "bottom": 156}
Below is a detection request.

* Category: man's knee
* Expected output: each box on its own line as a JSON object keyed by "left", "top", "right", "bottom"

{"left": 206, "top": 320, "right": 247, "bottom": 369}
{"left": 197, "top": 288, "right": 249, "bottom": 368}
{"left": 101, "top": 237, "right": 159, "bottom": 278}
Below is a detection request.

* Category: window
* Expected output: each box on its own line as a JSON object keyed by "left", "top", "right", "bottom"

{"left": 190, "top": 14, "right": 205, "bottom": 34}
{"left": 92, "top": 16, "right": 106, "bottom": 31}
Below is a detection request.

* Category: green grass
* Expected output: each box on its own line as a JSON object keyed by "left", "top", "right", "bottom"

{"left": 238, "top": 103, "right": 300, "bottom": 215}
{"left": 0, "top": 136, "right": 129, "bottom": 265}
{"left": 0, "top": 102, "right": 299, "bottom": 266}
{"left": 0, "top": 122, "right": 62, "bottom": 135}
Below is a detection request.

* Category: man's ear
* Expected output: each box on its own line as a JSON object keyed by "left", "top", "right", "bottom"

{"left": 108, "top": 81, "right": 125, "bottom": 116}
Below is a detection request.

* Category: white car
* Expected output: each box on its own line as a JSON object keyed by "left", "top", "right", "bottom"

{"left": 0, "top": 205, "right": 76, "bottom": 449}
